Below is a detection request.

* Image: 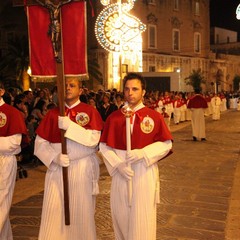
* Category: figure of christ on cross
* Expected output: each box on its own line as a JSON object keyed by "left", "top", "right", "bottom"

{"left": 35, "top": 0, "right": 72, "bottom": 62}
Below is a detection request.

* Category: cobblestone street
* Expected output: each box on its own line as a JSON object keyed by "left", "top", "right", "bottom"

{"left": 10, "top": 109, "right": 240, "bottom": 240}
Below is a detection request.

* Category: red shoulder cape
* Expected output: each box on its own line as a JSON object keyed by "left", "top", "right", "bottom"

{"left": 0, "top": 103, "right": 27, "bottom": 137}
{"left": 187, "top": 95, "right": 208, "bottom": 109}
{"left": 100, "top": 107, "right": 173, "bottom": 150}
{"left": 36, "top": 102, "right": 103, "bottom": 143}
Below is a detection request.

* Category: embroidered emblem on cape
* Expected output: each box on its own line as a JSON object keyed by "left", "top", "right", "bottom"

{"left": 75, "top": 112, "right": 90, "bottom": 126}
{"left": 0, "top": 112, "right": 7, "bottom": 128}
{"left": 140, "top": 115, "right": 154, "bottom": 134}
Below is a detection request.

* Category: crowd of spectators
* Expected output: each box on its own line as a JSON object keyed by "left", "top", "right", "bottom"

{"left": 2, "top": 85, "right": 240, "bottom": 165}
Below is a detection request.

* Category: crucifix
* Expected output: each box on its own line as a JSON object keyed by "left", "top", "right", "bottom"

{"left": 35, "top": 0, "right": 71, "bottom": 62}
{"left": 13, "top": 0, "right": 83, "bottom": 226}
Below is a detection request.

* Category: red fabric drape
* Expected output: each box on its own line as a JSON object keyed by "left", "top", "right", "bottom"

{"left": 27, "top": 1, "right": 87, "bottom": 78}
{"left": 62, "top": 2, "right": 87, "bottom": 77}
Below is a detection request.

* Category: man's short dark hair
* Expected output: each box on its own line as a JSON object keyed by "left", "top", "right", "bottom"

{"left": 123, "top": 73, "right": 146, "bottom": 90}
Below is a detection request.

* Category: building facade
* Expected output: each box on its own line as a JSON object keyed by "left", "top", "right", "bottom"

{"left": 88, "top": 0, "right": 240, "bottom": 93}
{"left": 2, "top": 0, "right": 240, "bottom": 93}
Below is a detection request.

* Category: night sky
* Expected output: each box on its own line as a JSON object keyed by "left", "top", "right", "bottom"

{"left": 210, "top": 0, "right": 240, "bottom": 33}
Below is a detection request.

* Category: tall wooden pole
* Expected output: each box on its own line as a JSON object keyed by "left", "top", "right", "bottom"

{"left": 56, "top": 60, "right": 70, "bottom": 225}
{"left": 54, "top": 3, "right": 70, "bottom": 225}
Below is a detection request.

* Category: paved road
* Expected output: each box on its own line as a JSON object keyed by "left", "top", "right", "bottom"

{"left": 10, "top": 109, "right": 240, "bottom": 240}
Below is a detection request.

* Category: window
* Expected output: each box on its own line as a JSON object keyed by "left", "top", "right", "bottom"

{"left": 149, "top": 66, "right": 156, "bottom": 72}
{"left": 195, "top": 1, "right": 200, "bottom": 15}
{"left": 174, "top": 0, "right": 179, "bottom": 10}
{"left": 173, "top": 29, "right": 180, "bottom": 51}
{"left": 194, "top": 33, "right": 201, "bottom": 53}
{"left": 148, "top": 25, "right": 157, "bottom": 49}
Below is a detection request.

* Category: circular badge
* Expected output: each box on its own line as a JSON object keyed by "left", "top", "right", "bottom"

{"left": 75, "top": 112, "right": 90, "bottom": 127}
{"left": 140, "top": 115, "right": 154, "bottom": 134}
{"left": 0, "top": 112, "right": 7, "bottom": 128}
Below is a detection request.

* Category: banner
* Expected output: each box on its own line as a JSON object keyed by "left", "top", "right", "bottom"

{"left": 27, "top": 1, "right": 87, "bottom": 78}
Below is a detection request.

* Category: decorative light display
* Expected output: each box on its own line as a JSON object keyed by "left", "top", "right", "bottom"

{"left": 236, "top": 4, "right": 240, "bottom": 19}
{"left": 95, "top": 0, "right": 146, "bottom": 88}
{"left": 95, "top": 2, "right": 146, "bottom": 53}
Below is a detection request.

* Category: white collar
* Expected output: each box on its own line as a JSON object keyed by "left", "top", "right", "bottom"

{"left": 65, "top": 100, "right": 80, "bottom": 109}
{"left": 132, "top": 102, "right": 145, "bottom": 112}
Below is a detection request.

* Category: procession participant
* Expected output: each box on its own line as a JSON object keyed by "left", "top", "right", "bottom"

{"left": 203, "top": 93, "right": 212, "bottom": 116}
{"left": 0, "top": 81, "right": 27, "bottom": 240}
{"left": 173, "top": 93, "right": 182, "bottom": 124}
{"left": 187, "top": 88, "right": 208, "bottom": 141}
{"left": 179, "top": 92, "right": 187, "bottom": 122}
{"left": 220, "top": 92, "right": 227, "bottom": 112}
{"left": 99, "top": 73, "right": 173, "bottom": 240}
{"left": 211, "top": 93, "right": 221, "bottom": 120}
{"left": 154, "top": 94, "right": 164, "bottom": 113}
{"left": 185, "top": 92, "right": 192, "bottom": 121}
{"left": 163, "top": 91, "right": 173, "bottom": 120}
{"left": 34, "top": 77, "right": 103, "bottom": 240}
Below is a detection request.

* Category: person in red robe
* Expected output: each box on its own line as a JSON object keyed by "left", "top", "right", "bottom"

{"left": 0, "top": 81, "right": 27, "bottom": 240}
{"left": 187, "top": 88, "right": 208, "bottom": 141}
{"left": 99, "top": 73, "right": 173, "bottom": 240}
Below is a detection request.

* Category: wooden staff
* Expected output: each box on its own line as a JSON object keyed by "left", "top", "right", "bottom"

{"left": 56, "top": 62, "right": 70, "bottom": 225}
{"left": 54, "top": 8, "right": 70, "bottom": 226}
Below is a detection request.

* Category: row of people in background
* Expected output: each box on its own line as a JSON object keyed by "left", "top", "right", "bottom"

{"left": 145, "top": 91, "right": 234, "bottom": 126}
{"left": 4, "top": 86, "right": 240, "bottom": 130}
{"left": 2, "top": 85, "right": 240, "bottom": 161}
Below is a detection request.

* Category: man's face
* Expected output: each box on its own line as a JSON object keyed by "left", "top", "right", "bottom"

{"left": 65, "top": 78, "right": 82, "bottom": 105}
{"left": 124, "top": 79, "right": 145, "bottom": 109}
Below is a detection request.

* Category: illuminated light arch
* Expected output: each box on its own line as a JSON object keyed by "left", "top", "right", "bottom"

{"left": 95, "top": 3, "right": 146, "bottom": 54}
{"left": 95, "top": 0, "right": 146, "bottom": 89}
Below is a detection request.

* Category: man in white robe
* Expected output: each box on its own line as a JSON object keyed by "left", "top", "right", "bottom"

{"left": 187, "top": 89, "right": 208, "bottom": 141}
{"left": 0, "top": 81, "right": 27, "bottom": 240}
{"left": 211, "top": 94, "right": 221, "bottom": 120}
{"left": 34, "top": 78, "right": 103, "bottom": 240}
{"left": 99, "top": 73, "right": 173, "bottom": 240}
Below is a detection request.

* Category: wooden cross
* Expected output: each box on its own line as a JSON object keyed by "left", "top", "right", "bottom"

{"left": 13, "top": 0, "right": 82, "bottom": 226}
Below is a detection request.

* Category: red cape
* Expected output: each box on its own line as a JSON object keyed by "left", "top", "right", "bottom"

{"left": 0, "top": 103, "right": 27, "bottom": 137}
{"left": 187, "top": 95, "right": 208, "bottom": 109}
{"left": 36, "top": 102, "right": 103, "bottom": 143}
{"left": 100, "top": 107, "right": 173, "bottom": 150}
